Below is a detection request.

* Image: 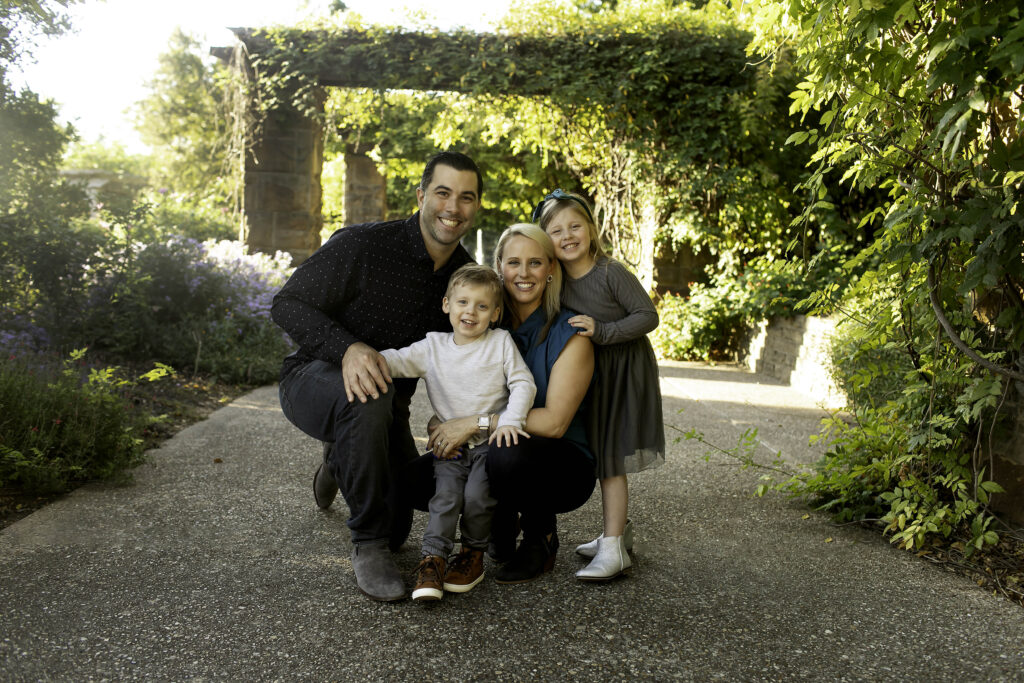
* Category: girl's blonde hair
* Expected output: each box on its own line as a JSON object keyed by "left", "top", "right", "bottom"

{"left": 493, "top": 223, "right": 562, "bottom": 339}
{"left": 535, "top": 191, "right": 607, "bottom": 261}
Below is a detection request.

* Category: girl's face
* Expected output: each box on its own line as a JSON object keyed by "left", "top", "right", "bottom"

{"left": 545, "top": 206, "right": 592, "bottom": 266}
{"left": 499, "top": 235, "right": 554, "bottom": 310}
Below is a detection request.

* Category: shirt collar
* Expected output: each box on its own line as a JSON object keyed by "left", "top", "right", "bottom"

{"left": 405, "top": 211, "right": 472, "bottom": 273}
{"left": 404, "top": 212, "right": 433, "bottom": 266}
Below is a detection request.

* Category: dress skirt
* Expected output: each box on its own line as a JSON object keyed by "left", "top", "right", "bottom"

{"left": 587, "top": 335, "right": 665, "bottom": 479}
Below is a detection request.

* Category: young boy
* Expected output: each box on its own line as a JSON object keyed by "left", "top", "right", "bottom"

{"left": 380, "top": 264, "right": 536, "bottom": 601}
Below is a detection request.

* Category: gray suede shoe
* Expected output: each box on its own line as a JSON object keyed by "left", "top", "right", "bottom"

{"left": 313, "top": 442, "right": 339, "bottom": 510}
{"left": 351, "top": 541, "right": 407, "bottom": 602}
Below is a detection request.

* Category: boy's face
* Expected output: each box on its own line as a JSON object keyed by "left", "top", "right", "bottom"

{"left": 443, "top": 283, "right": 500, "bottom": 343}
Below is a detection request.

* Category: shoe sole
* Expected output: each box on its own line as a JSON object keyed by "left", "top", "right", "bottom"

{"left": 358, "top": 587, "right": 408, "bottom": 602}
{"left": 443, "top": 572, "right": 485, "bottom": 593}
{"left": 412, "top": 587, "right": 443, "bottom": 601}
{"left": 576, "top": 566, "right": 633, "bottom": 582}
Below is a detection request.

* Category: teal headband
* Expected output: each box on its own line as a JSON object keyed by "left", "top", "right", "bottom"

{"left": 531, "top": 189, "right": 595, "bottom": 225}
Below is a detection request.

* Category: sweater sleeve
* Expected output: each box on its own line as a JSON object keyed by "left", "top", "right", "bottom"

{"left": 496, "top": 332, "right": 537, "bottom": 429}
{"left": 591, "top": 261, "right": 659, "bottom": 345}
{"left": 379, "top": 338, "right": 431, "bottom": 379}
{"left": 270, "top": 232, "right": 362, "bottom": 365}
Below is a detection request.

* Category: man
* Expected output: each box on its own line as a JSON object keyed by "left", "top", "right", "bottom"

{"left": 271, "top": 151, "right": 482, "bottom": 601}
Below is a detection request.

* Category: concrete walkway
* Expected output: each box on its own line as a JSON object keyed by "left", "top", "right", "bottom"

{"left": 2, "top": 361, "right": 1023, "bottom": 681}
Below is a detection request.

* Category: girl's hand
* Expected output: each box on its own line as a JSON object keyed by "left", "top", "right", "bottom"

{"left": 427, "top": 416, "right": 476, "bottom": 460}
{"left": 568, "top": 314, "right": 596, "bottom": 337}
{"left": 488, "top": 425, "right": 530, "bottom": 447}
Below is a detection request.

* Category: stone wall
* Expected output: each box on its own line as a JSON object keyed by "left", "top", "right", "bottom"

{"left": 738, "top": 315, "right": 845, "bottom": 409}
{"left": 740, "top": 315, "right": 1023, "bottom": 524}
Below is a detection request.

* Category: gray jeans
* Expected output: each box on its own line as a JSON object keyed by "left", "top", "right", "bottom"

{"left": 422, "top": 444, "right": 495, "bottom": 557}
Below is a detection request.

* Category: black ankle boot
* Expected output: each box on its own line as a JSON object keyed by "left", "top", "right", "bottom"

{"left": 494, "top": 531, "right": 559, "bottom": 584}
{"left": 487, "top": 510, "right": 521, "bottom": 564}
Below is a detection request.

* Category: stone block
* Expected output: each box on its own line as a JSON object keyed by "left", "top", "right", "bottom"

{"left": 247, "top": 175, "right": 314, "bottom": 213}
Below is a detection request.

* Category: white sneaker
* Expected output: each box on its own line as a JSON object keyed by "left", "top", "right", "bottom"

{"left": 574, "top": 519, "right": 634, "bottom": 559}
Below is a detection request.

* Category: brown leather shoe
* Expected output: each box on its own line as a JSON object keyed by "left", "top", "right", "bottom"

{"left": 443, "top": 546, "right": 485, "bottom": 593}
{"left": 412, "top": 555, "right": 446, "bottom": 602}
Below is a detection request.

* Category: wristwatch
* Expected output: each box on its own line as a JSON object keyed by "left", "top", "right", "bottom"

{"left": 478, "top": 415, "right": 490, "bottom": 432}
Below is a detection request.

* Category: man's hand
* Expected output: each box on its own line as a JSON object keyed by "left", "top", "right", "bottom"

{"left": 489, "top": 425, "right": 530, "bottom": 448}
{"left": 342, "top": 342, "right": 392, "bottom": 403}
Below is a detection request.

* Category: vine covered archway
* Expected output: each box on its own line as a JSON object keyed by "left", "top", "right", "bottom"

{"left": 222, "top": 23, "right": 753, "bottom": 285}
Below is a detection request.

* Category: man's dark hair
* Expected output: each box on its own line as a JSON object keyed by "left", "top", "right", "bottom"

{"left": 419, "top": 151, "right": 484, "bottom": 200}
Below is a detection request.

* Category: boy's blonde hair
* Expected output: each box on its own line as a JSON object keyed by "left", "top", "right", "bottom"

{"left": 445, "top": 263, "right": 503, "bottom": 309}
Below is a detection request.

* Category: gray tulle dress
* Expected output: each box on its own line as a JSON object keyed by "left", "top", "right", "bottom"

{"left": 561, "top": 257, "right": 666, "bottom": 478}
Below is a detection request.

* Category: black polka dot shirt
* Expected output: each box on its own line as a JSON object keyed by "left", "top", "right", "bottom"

{"left": 271, "top": 212, "right": 472, "bottom": 378}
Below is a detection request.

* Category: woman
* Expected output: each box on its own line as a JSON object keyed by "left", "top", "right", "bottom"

{"left": 425, "top": 223, "right": 597, "bottom": 584}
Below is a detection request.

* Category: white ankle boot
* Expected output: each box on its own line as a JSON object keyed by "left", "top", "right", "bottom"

{"left": 574, "top": 519, "right": 634, "bottom": 559}
{"left": 575, "top": 535, "right": 632, "bottom": 581}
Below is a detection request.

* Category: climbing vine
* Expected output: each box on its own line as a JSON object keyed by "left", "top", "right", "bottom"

{"left": 746, "top": 0, "right": 1024, "bottom": 554}
{"left": 234, "top": 3, "right": 800, "bottom": 288}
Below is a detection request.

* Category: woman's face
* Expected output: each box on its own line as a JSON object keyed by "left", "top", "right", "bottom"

{"left": 545, "top": 206, "right": 592, "bottom": 266}
{"left": 499, "top": 234, "right": 554, "bottom": 310}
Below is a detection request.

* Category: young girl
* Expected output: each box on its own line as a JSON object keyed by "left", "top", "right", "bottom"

{"left": 532, "top": 189, "right": 665, "bottom": 581}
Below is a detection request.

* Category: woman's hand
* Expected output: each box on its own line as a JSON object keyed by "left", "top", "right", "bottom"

{"left": 427, "top": 415, "right": 477, "bottom": 460}
{"left": 489, "top": 425, "right": 530, "bottom": 448}
{"left": 567, "top": 314, "right": 596, "bottom": 337}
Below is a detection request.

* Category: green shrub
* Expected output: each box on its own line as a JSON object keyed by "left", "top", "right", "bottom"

{"left": 0, "top": 350, "right": 171, "bottom": 495}
{"left": 653, "top": 255, "right": 842, "bottom": 361}
{"left": 74, "top": 236, "right": 294, "bottom": 384}
{"left": 783, "top": 277, "right": 1009, "bottom": 555}
{"left": 2, "top": 199, "right": 295, "bottom": 385}
{"left": 652, "top": 281, "right": 746, "bottom": 361}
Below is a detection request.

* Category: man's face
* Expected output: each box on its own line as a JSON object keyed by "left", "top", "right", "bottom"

{"left": 417, "top": 164, "right": 481, "bottom": 251}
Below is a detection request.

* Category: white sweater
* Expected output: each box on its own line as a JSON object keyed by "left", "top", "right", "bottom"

{"left": 381, "top": 328, "right": 536, "bottom": 445}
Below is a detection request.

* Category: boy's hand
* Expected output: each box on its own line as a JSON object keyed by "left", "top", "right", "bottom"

{"left": 488, "top": 425, "right": 530, "bottom": 447}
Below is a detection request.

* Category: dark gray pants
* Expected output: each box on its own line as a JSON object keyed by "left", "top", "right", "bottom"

{"left": 278, "top": 359, "right": 418, "bottom": 543}
{"left": 422, "top": 445, "right": 494, "bottom": 557}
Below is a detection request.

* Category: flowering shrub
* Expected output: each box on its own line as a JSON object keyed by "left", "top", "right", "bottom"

{"left": 0, "top": 208, "right": 295, "bottom": 385}
{"left": 73, "top": 236, "right": 295, "bottom": 384}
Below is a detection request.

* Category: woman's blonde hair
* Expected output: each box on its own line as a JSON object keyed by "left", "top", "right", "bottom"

{"left": 493, "top": 223, "right": 562, "bottom": 339}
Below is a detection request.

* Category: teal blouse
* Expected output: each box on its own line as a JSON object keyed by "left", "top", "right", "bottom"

{"left": 509, "top": 307, "right": 593, "bottom": 461}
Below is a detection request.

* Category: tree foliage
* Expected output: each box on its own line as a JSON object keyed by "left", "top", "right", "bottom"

{"left": 238, "top": 1, "right": 789, "bottom": 287}
{"left": 747, "top": 0, "right": 1024, "bottom": 551}
{"left": 0, "top": 0, "right": 84, "bottom": 217}
{"left": 134, "top": 29, "right": 236, "bottom": 214}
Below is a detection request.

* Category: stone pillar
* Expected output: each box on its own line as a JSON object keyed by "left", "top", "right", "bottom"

{"left": 241, "top": 91, "right": 324, "bottom": 264}
{"left": 344, "top": 153, "right": 387, "bottom": 225}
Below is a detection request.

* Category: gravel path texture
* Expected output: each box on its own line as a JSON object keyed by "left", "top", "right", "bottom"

{"left": 2, "top": 361, "right": 1023, "bottom": 681}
